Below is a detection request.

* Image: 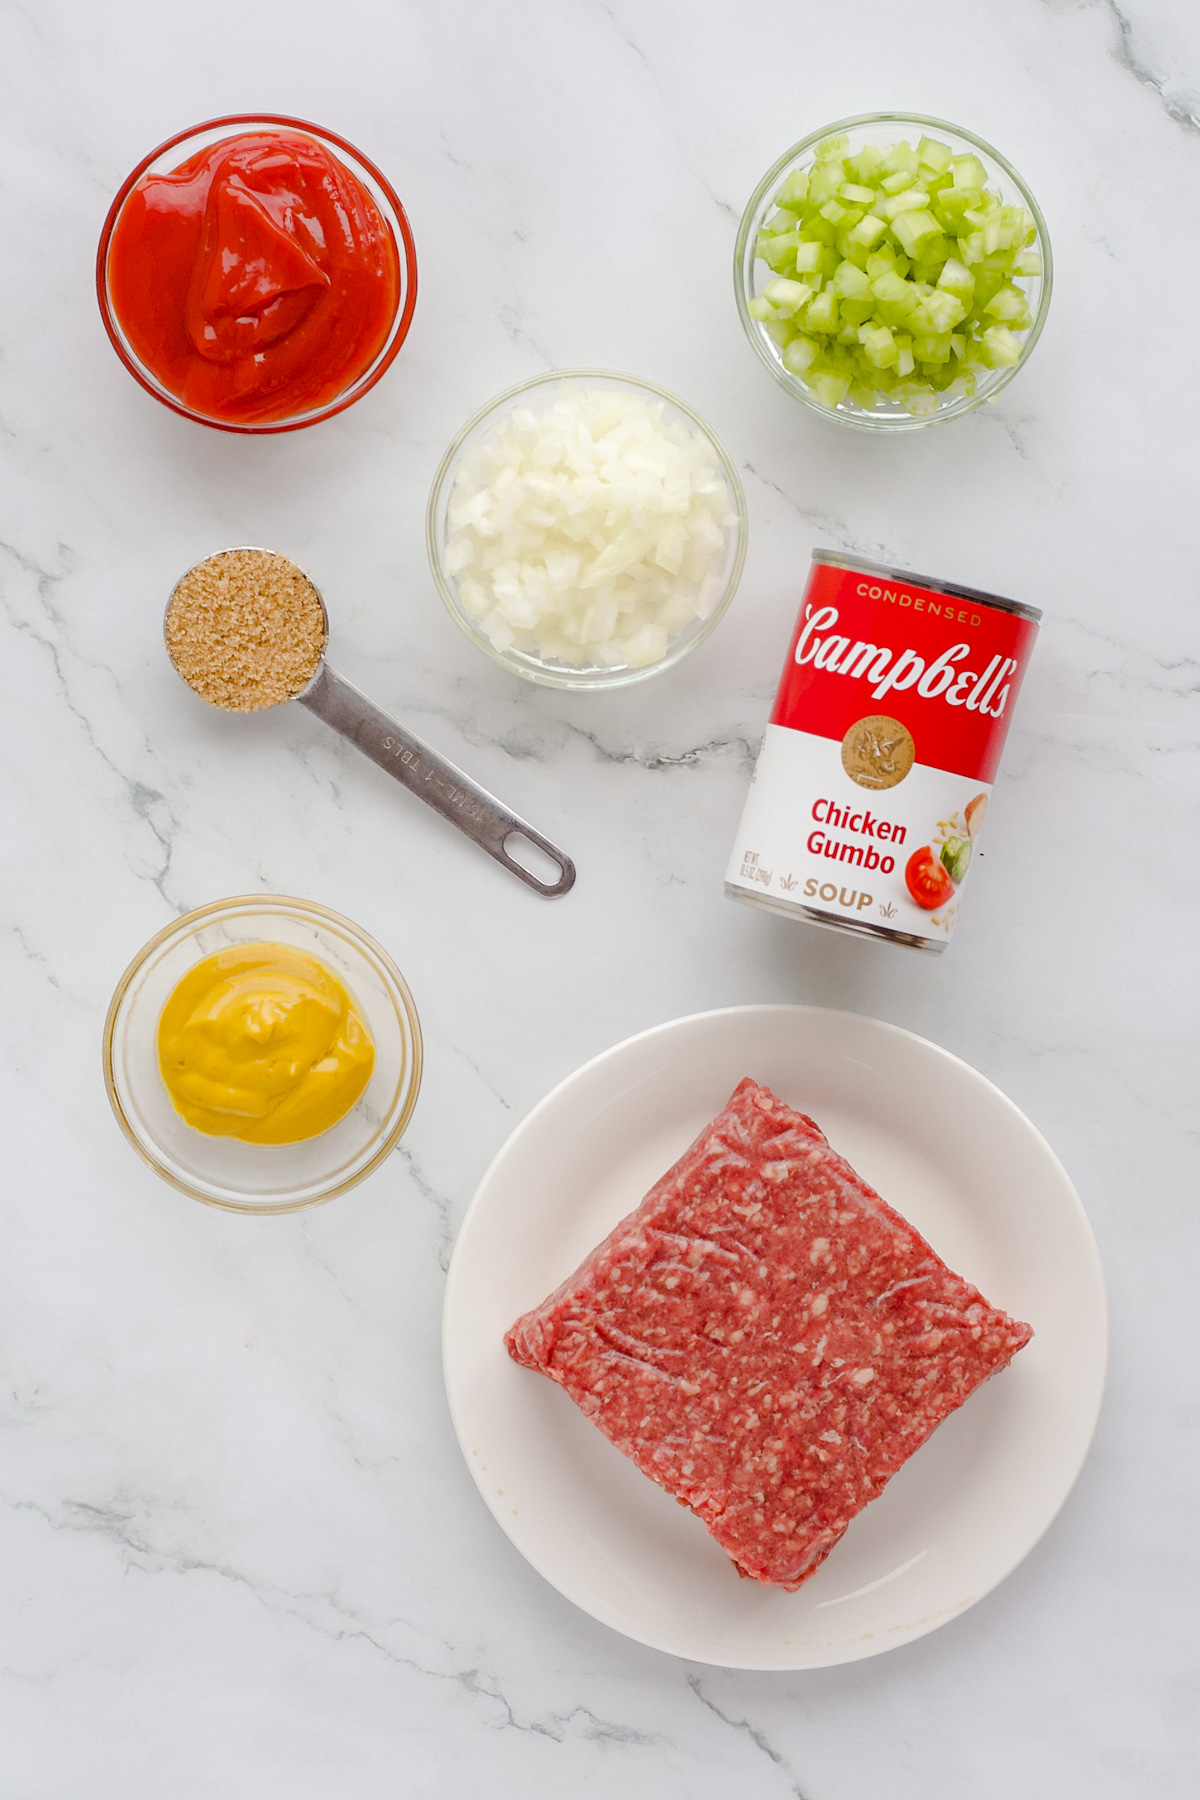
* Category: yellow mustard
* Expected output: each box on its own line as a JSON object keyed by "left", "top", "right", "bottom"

{"left": 157, "top": 942, "right": 375, "bottom": 1144}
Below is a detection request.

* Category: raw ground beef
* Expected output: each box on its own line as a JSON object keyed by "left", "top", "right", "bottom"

{"left": 506, "top": 1077, "right": 1033, "bottom": 1589}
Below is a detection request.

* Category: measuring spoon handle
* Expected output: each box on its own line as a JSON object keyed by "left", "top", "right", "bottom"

{"left": 297, "top": 662, "right": 575, "bottom": 898}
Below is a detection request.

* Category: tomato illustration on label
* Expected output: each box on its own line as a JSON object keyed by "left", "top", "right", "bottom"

{"left": 905, "top": 845, "right": 955, "bottom": 910}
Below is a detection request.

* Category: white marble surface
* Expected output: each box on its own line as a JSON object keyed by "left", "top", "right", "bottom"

{"left": 1, "top": 0, "right": 1198, "bottom": 1792}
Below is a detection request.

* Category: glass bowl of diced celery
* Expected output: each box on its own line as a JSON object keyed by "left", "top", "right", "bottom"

{"left": 735, "top": 114, "right": 1052, "bottom": 430}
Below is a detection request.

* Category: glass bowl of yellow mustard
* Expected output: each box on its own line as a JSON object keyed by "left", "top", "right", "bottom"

{"left": 103, "top": 896, "right": 422, "bottom": 1211}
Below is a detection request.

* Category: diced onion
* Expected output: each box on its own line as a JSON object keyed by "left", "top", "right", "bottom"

{"left": 444, "top": 387, "right": 733, "bottom": 671}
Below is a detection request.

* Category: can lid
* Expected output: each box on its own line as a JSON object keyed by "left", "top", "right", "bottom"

{"left": 812, "top": 548, "right": 1042, "bottom": 625}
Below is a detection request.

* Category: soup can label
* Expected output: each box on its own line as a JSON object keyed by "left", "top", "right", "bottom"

{"left": 725, "top": 551, "right": 1040, "bottom": 951}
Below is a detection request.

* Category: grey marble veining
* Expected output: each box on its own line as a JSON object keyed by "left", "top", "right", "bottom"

{"left": 1, "top": 0, "right": 1198, "bottom": 1794}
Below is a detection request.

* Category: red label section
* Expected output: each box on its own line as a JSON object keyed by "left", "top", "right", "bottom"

{"left": 770, "top": 563, "right": 1038, "bottom": 784}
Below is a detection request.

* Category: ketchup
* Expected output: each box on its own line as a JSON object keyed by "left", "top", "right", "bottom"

{"left": 106, "top": 131, "right": 401, "bottom": 424}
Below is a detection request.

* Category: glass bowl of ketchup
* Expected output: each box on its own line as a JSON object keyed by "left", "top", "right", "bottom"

{"left": 97, "top": 115, "right": 417, "bottom": 433}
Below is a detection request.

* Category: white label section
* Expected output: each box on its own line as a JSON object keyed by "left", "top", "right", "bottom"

{"left": 726, "top": 725, "right": 992, "bottom": 943}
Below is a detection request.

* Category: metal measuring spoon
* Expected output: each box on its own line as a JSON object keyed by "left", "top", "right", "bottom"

{"left": 164, "top": 548, "right": 575, "bottom": 897}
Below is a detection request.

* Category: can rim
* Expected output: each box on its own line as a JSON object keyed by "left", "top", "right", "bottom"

{"left": 812, "top": 549, "right": 1042, "bottom": 625}
{"left": 725, "top": 884, "right": 947, "bottom": 953}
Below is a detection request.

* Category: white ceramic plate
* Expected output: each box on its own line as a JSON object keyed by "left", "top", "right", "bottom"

{"left": 442, "top": 1006, "right": 1107, "bottom": 1668}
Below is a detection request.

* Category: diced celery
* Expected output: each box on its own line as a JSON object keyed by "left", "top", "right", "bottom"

{"left": 973, "top": 267, "right": 1005, "bottom": 306}
{"left": 760, "top": 231, "right": 800, "bottom": 273}
{"left": 847, "top": 144, "right": 884, "bottom": 183}
{"left": 775, "top": 168, "right": 810, "bottom": 209}
{"left": 952, "top": 154, "right": 988, "bottom": 190}
{"left": 904, "top": 384, "right": 940, "bottom": 415}
{"left": 808, "top": 162, "right": 844, "bottom": 204}
{"left": 937, "top": 257, "right": 975, "bottom": 303}
{"left": 923, "top": 289, "right": 966, "bottom": 332}
{"left": 982, "top": 213, "right": 1009, "bottom": 255}
{"left": 984, "top": 284, "right": 1026, "bottom": 322}
{"left": 891, "top": 209, "right": 939, "bottom": 255}
{"left": 933, "top": 188, "right": 977, "bottom": 230}
{"left": 917, "top": 135, "right": 953, "bottom": 174}
{"left": 981, "top": 324, "right": 1022, "bottom": 365}
{"left": 870, "top": 268, "right": 914, "bottom": 312}
{"left": 868, "top": 271, "right": 906, "bottom": 306}
{"left": 880, "top": 187, "right": 932, "bottom": 218}
{"left": 848, "top": 212, "right": 888, "bottom": 247}
{"left": 782, "top": 335, "right": 819, "bottom": 374}
{"left": 832, "top": 261, "right": 870, "bottom": 300}
{"left": 859, "top": 322, "right": 898, "bottom": 368}
{"left": 880, "top": 141, "right": 919, "bottom": 179}
{"left": 764, "top": 277, "right": 812, "bottom": 315}
{"left": 810, "top": 371, "right": 851, "bottom": 408}
{"left": 753, "top": 131, "right": 1041, "bottom": 415}
{"left": 805, "top": 289, "right": 839, "bottom": 332}
{"left": 799, "top": 214, "right": 837, "bottom": 245}
{"left": 836, "top": 233, "right": 871, "bottom": 270}
{"left": 916, "top": 234, "right": 953, "bottom": 269}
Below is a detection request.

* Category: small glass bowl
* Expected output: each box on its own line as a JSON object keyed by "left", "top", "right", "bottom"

{"left": 734, "top": 113, "right": 1052, "bottom": 431}
{"left": 103, "top": 897, "right": 422, "bottom": 1212}
{"left": 96, "top": 114, "right": 418, "bottom": 435}
{"left": 426, "top": 369, "right": 748, "bottom": 690}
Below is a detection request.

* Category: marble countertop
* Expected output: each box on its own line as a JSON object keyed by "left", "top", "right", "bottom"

{"left": 2, "top": 1, "right": 1197, "bottom": 1793}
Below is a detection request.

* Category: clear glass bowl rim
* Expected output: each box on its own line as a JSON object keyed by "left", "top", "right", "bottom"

{"left": 733, "top": 111, "right": 1054, "bottom": 432}
{"left": 425, "top": 367, "right": 750, "bottom": 690}
{"left": 101, "top": 894, "right": 424, "bottom": 1212}
{"left": 95, "top": 113, "right": 419, "bottom": 436}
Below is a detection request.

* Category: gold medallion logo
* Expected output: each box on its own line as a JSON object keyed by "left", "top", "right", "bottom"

{"left": 840, "top": 715, "right": 915, "bottom": 790}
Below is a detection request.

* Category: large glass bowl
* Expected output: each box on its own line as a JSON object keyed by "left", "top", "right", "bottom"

{"left": 426, "top": 370, "right": 748, "bottom": 690}
{"left": 734, "top": 113, "right": 1052, "bottom": 431}
{"left": 96, "top": 114, "right": 418, "bottom": 435}
{"left": 103, "top": 897, "right": 422, "bottom": 1212}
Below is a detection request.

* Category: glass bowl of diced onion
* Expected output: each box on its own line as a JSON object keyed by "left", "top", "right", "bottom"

{"left": 426, "top": 370, "right": 748, "bottom": 689}
{"left": 735, "top": 114, "right": 1052, "bottom": 431}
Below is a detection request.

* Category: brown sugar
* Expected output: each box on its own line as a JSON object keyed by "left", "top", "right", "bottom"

{"left": 165, "top": 549, "right": 327, "bottom": 711}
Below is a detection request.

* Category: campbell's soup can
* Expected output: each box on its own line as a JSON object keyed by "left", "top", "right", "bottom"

{"left": 726, "top": 550, "right": 1040, "bottom": 952}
